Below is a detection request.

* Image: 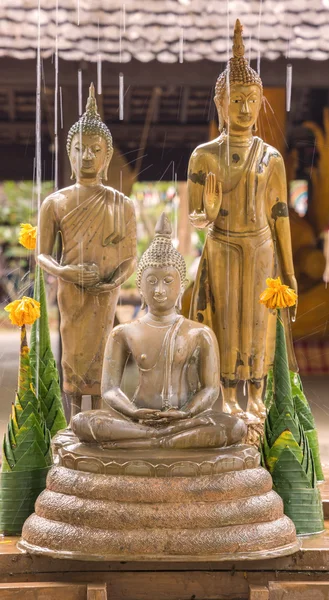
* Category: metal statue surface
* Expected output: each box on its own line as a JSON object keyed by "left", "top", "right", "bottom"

{"left": 20, "top": 213, "right": 299, "bottom": 561}
{"left": 37, "top": 84, "right": 137, "bottom": 417}
{"left": 72, "top": 213, "right": 246, "bottom": 449}
{"left": 188, "top": 20, "right": 297, "bottom": 418}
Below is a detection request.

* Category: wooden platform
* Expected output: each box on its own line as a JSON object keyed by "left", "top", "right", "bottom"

{"left": 1, "top": 524, "right": 329, "bottom": 599}
{"left": 1, "top": 471, "right": 328, "bottom": 598}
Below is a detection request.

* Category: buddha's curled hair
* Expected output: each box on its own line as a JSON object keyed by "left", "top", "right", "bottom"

{"left": 66, "top": 83, "right": 113, "bottom": 161}
{"left": 136, "top": 213, "right": 187, "bottom": 288}
{"left": 215, "top": 19, "right": 263, "bottom": 106}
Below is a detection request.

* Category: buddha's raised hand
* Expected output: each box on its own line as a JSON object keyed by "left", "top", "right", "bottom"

{"left": 203, "top": 172, "right": 222, "bottom": 222}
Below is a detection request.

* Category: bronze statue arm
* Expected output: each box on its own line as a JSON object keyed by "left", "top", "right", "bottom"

{"left": 188, "top": 151, "right": 222, "bottom": 229}
{"left": 182, "top": 327, "right": 220, "bottom": 417}
{"left": 104, "top": 202, "right": 137, "bottom": 289}
{"left": 101, "top": 328, "right": 136, "bottom": 418}
{"left": 268, "top": 155, "right": 298, "bottom": 320}
{"left": 36, "top": 196, "right": 61, "bottom": 276}
{"left": 110, "top": 257, "right": 136, "bottom": 287}
{"left": 86, "top": 203, "right": 137, "bottom": 294}
{"left": 101, "top": 328, "right": 156, "bottom": 420}
{"left": 86, "top": 257, "right": 136, "bottom": 295}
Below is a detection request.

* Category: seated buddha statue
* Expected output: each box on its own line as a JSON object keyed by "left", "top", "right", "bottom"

{"left": 20, "top": 213, "right": 298, "bottom": 561}
{"left": 72, "top": 213, "right": 246, "bottom": 449}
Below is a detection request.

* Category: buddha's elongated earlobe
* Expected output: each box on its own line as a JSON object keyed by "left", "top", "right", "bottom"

{"left": 103, "top": 149, "right": 113, "bottom": 182}
{"left": 214, "top": 96, "right": 225, "bottom": 133}
{"left": 176, "top": 281, "right": 188, "bottom": 312}
{"left": 175, "top": 293, "right": 182, "bottom": 312}
{"left": 140, "top": 294, "right": 146, "bottom": 311}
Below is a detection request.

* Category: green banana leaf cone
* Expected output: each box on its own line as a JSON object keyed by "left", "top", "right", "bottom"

{"left": 30, "top": 265, "right": 66, "bottom": 436}
{"left": 0, "top": 467, "right": 50, "bottom": 535}
{"left": 262, "top": 310, "right": 324, "bottom": 536}
{"left": 0, "top": 326, "right": 52, "bottom": 535}
{"left": 264, "top": 368, "right": 324, "bottom": 482}
{"left": 291, "top": 371, "right": 324, "bottom": 482}
{"left": 264, "top": 368, "right": 273, "bottom": 410}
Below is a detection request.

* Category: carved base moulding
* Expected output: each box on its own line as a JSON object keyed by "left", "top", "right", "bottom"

{"left": 18, "top": 444, "right": 300, "bottom": 561}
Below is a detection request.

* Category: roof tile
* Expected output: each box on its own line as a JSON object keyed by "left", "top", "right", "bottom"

{"left": 0, "top": 0, "right": 328, "bottom": 62}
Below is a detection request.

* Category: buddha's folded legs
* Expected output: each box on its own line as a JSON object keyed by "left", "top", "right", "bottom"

{"left": 72, "top": 409, "right": 156, "bottom": 443}
{"left": 72, "top": 408, "right": 246, "bottom": 449}
{"left": 111, "top": 412, "right": 247, "bottom": 449}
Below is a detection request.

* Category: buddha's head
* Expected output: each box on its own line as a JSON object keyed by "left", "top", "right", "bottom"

{"left": 214, "top": 20, "right": 263, "bottom": 135}
{"left": 136, "top": 213, "right": 187, "bottom": 315}
{"left": 67, "top": 83, "right": 113, "bottom": 183}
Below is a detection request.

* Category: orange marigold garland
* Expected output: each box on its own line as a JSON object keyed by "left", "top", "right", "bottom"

{"left": 259, "top": 277, "right": 297, "bottom": 310}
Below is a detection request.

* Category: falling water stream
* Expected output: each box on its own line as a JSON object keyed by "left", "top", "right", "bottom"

{"left": 16, "top": 0, "right": 329, "bottom": 423}
{"left": 0, "top": 0, "right": 328, "bottom": 472}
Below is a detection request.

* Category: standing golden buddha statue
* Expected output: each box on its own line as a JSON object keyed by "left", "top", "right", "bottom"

{"left": 37, "top": 84, "right": 137, "bottom": 418}
{"left": 188, "top": 20, "right": 298, "bottom": 418}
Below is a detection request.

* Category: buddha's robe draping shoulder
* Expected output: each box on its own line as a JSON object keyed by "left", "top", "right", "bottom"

{"left": 39, "top": 185, "right": 137, "bottom": 396}
{"left": 61, "top": 187, "right": 127, "bottom": 248}
{"left": 57, "top": 186, "right": 136, "bottom": 281}
{"left": 189, "top": 138, "right": 297, "bottom": 381}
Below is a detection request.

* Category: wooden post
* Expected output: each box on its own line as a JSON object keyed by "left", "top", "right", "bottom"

{"left": 177, "top": 181, "right": 191, "bottom": 257}
{"left": 269, "top": 581, "right": 329, "bottom": 599}
{"left": 87, "top": 583, "right": 107, "bottom": 600}
{"left": 209, "top": 120, "right": 218, "bottom": 141}
{"left": 0, "top": 582, "right": 86, "bottom": 600}
{"left": 249, "top": 585, "right": 269, "bottom": 600}
{"left": 260, "top": 88, "right": 286, "bottom": 160}
{"left": 58, "top": 84, "right": 81, "bottom": 188}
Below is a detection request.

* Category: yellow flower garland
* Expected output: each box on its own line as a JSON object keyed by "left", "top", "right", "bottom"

{"left": 5, "top": 296, "right": 40, "bottom": 327}
{"left": 259, "top": 277, "right": 297, "bottom": 310}
{"left": 19, "top": 223, "right": 37, "bottom": 250}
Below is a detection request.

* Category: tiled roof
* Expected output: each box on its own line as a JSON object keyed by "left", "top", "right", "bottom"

{"left": 1, "top": 0, "right": 329, "bottom": 62}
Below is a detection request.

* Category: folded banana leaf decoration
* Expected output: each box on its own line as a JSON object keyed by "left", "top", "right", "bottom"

{"left": 30, "top": 265, "right": 67, "bottom": 436}
{"left": 260, "top": 279, "right": 324, "bottom": 536}
{"left": 0, "top": 224, "right": 64, "bottom": 535}
{"left": 265, "top": 369, "right": 324, "bottom": 482}
{"left": 0, "top": 323, "right": 52, "bottom": 535}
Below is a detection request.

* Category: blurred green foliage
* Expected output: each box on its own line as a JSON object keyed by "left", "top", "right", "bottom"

{"left": 0, "top": 181, "right": 53, "bottom": 248}
{"left": 0, "top": 180, "right": 198, "bottom": 295}
{"left": 0, "top": 181, "right": 53, "bottom": 226}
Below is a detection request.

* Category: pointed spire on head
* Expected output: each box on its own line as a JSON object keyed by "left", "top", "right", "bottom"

{"left": 136, "top": 212, "right": 187, "bottom": 288}
{"left": 155, "top": 212, "right": 172, "bottom": 239}
{"left": 232, "top": 19, "right": 245, "bottom": 59}
{"left": 85, "top": 82, "right": 99, "bottom": 117}
{"left": 214, "top": 18, "right": 263, "bottom": 106}
{"left": 66, "top": 82, "right": 113, "bottom": 178}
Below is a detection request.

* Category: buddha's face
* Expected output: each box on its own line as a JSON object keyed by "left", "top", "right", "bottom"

{"left": 70, "top": 133, "right": 109, "bottom": 183}
{"left": 217, "top": 84, "right": 262, "bottom": 134}
{"left": 140, "top": 266, "right": 181, "bottom": 314}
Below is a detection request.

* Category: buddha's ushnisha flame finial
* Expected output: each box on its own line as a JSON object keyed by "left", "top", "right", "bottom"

{"left": 85, "top": 82, "right": 99, "bottom": 117}
{"left": 66, "top": 82, "right": 113, "bottom": 176}
{"left": 214, "top": 18, "right": 263, "bottom": 106}
{"left": 155, "top": 212, "right": 172, "bottom": 239}
{"left": 136, "top": 212, "right": 187, "bottom": 288}
{"left": 232, "top": 19, "right": 245, "bottom": 59}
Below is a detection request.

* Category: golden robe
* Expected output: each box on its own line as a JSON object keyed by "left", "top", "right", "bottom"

{"left": 189, "top": 137, "right": 297, "bottom": 383}
{"left": 55, "top": 187, "right": 136, "bottom": 395}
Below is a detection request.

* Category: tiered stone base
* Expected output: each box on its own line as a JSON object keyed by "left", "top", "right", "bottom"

{"left": 19, "top": 443, "right": 300, "bottom": 561}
